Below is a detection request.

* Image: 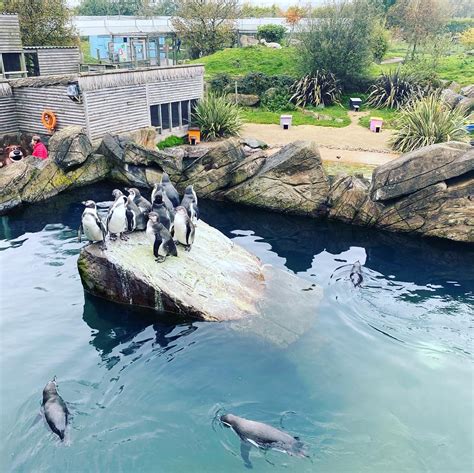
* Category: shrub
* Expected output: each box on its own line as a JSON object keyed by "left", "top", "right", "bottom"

{"left": 366, "top": 70, "right": 426, "bottom": 109}
{"left": 256, "top": 24, "right": 286, "bottom": 43}
{"left": 261, "top": 87, "right": 296, "bottom": 112}
{"left": 236, "top": 72, "right": 295, "bottom": 96}
{"left": 460, "top": 28, "right": 474, "bottom": 50}
{"left": 193, "top": 93, "right": 243, "bottom": 140}
{"left": 371, "top": 22, "right": 390, "bottom": 63}
{"left": 390, "top": 94, "right": 468, "bottom": 152}
{"left": 446, "top": 18, "right": 474, "bottom": 34}
{"left": 209, "top": 73, "right": 234, "bottom": 94}
{"left": 157, "top": 135, "right": 186, "bottom": 150}
{"left": 290, "top": 71, "right": 342, "bottom": 107}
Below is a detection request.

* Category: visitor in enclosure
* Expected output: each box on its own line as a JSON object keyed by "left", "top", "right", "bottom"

{"left": 31, "top": 135, "right": 48, "bottom": 160}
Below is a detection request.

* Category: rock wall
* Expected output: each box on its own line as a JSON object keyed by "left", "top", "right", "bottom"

{"left": 1, "top": 126, "right": 473, "bottom": 243}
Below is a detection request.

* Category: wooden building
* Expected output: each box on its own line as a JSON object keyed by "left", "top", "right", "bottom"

{"left": 0, "top": 13, "right": 26, "bottom": 79}
{"left": 23, "top": 47, "right": 80, "bottom": 76}
{"left": 1, "top": 65, "right": 204, "bottom": 141}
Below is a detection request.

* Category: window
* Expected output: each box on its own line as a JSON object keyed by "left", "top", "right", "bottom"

{"left": 150, "top": 105, "right": 160, "bottom": 127}
{"left": 171, "top": 102, "right": 180, "bottom": 128}
{"left": 161, "top": 103, "right": 170, "bottom": 130}
{"left": 3, "top": 53, "right": 22, "bottom": 72}
{"left": 181, "top": 100, "right": 190, "bottom": 125}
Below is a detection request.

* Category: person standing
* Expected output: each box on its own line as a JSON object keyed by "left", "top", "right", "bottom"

{"left": 31, "top": 135, "right": 48, "bottom": 160}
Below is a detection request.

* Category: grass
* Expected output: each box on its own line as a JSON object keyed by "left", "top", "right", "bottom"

{"left": 323, "top": 161, "right": 376, "bottom": 179}
{"left": 190, "top": 46, "right": 298, "bottom": 78}
{"left": 240, "top": 104, "right": 351, "bottom": 128}
{"left": 80, "top": 39, "right": 99, "bottom": 64}
{"left": 357, "top": 107, "right": 400, "bottom": 129}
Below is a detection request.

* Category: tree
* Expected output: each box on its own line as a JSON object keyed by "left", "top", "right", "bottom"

{"left": 171, "top": 0, "right": 239, "bottom": 59}
{"left": 257, "top": 24, "right": 286, "bottom": 43}
{"left": 3, "top": 0, "right": 77, "bottom": 46}
{"left": 240, "top": 3, "right": 282, "bottom": 18}
{"left": 297, "top": 0, "right": 379, "bottom": 89}
{"left": 77, "top": 0, "right": 152, "bottom": 16}
{"left": 388, "top": 0, "right": 450, "bottom": 60}
{"left": 284, "top": 5, "right": 307, "bottom": 46}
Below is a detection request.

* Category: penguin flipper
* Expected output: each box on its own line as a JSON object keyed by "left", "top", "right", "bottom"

{"left": 164, "top": 238, "right": 178, "bottom": 257}
{"left": 240, "top": 441, "right": 253, "bottom": 469}
{"left": 187, "top": 222, "right": 195, "bottom": 245}
{"left": 153, "top": 234, "right": 163, "bottom": 258}
{"left": 97, "top": 215, "right": 107, "bottom": 240}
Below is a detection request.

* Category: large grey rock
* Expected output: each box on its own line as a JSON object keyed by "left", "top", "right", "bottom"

{"left": 123, "top": 142, "right": 182, "bottom": 174}
{"left": 241, "top": 137, "right": 268, "bottom": 149}
{"left": 224, "top": 141, "right": 330, "bottom": 216}
{"left": 458, "top": 96, "right": 474, "bottom": 112}
{"left": 49, "top": 126, "right": 92, "bottom": 170}
{"left": 370, "top": 142, "right": 474, "bottom": 202}
{"left": 0, "top": 160, "right": 33, "bottom": 214}
{"left": 441, "top": 88, "right": 464, "bottom": 109}
{"left": 98, "top": 133, "right": 131, "bottom": 162}
{"left": 227, "top": 93, "right": 260, "bottom": 106}
{"left": 460, "top": 84, "right": 474, "bottom": 98}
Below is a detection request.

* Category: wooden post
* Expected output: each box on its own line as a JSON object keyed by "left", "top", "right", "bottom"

{"left": 20, "top": 52, "right": 26, "bottom": 77}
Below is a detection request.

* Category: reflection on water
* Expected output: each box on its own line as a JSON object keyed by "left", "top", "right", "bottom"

{"left": 0, "top": 184, "right": 473, "bottom": 473}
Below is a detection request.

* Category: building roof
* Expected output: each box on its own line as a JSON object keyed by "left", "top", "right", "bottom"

{"left": 23, "top": 46, "right": 79, "bottom": 50}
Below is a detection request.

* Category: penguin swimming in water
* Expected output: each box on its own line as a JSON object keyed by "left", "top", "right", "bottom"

{"left": 78, "top": 200, "right": 107, "bottom": 248}
{"left": 160, "top": 172, "right": 180, "bottom": 208}
{"left": 180, "top": 185, "right": 199, "bottom": 223}
{"left": 146, "top": 212, "right": 178, "bottom": 262}
{"left": 350, "top": 261, "right": 363, "bottom": 287}
{"left": 151, "top": 189, "right": 172, "bottom": 231}
{"left": 42, "top": 376, "right": 69, "bottom": 441}
{"left": 151, "top": 183, "right": 175, "bottom": 215}
{"left": 106, "top": 190, "right": 129, "bottom": 241}
{"left": 172, "top": 206, "right": 195, "bottom": 251}
{"left": 126, "top": 188, "right": 152, "bottom": 230}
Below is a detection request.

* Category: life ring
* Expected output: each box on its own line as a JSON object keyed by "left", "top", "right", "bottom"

{"left": 41, "top": 110, "right": 57, "bottom": 131}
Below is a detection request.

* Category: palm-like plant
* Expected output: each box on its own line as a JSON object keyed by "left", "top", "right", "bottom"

{"left": 366, "top": 70, "right": 426, "bottom": 110}
{"left": 193, "top": 93, "right": 243, "bottom": 141}
{"left": 390, "top": 94, "right": 468, "bottom": 153}
{"left": 290, "top": 71, "right": 341, "bottom": 107}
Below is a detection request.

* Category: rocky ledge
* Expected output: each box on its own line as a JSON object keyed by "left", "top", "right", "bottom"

{"left": 77, "top": 221, "right": 322, "bottom": 330}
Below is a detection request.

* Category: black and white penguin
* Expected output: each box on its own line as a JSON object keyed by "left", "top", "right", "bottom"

{"left": 350, "top": 261, "right": 363, "bottom": 287}
{"left": 151, "top": 183, "right": 175, "bottom": 215}
{"left": 126, "top": 188, "right": 152, "bottom": 230}
{"left": 42, "top": 376, "right": 69, "bottom": 441}
{"left": 172, "top": 206, "right": 195, "bottom": 251}
{"left": 106, "top": 190, "right": 129, "bottom": 240}
{"left": 78, "top": 200, "right": 107, "bottom": 248}
{"left": 160, "top": 172, "right": 180, "bottom": 208}
{"left": 151, "top": 190, "right": 172, "bottom": 231}
{"left": 146, "top": 212, "right": 178, "bottom": 262}
{"left": 180, "top": 185, "right": 199, "bottom": 223}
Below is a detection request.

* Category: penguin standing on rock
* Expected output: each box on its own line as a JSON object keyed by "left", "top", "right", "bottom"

{"left": 126, "top": 188, "right": 152, "bottom": 230}
{"left": 172, "top": 206, "right": 195, "bottom": 251}
{"left": 151, "top": 183, "right": 175, "bottom": 215}
{"left": 151, "top": 190, "right": 172, "bottom": 231}
{"left": 160, "top": 172, "right": 180, "bottom": 208}
{"left": 78, "top": 200, "right": 107, "bottom": 248}
{"left": 181, "top": 185, "right": 199, "bottom": 223}
{"left": 146, "top": 212, "right": 178, "bottom": 262}
{"left": 106, "top": 190, "right": 129, "bottom": 240}
{"left": 42, "top": 376, "right": 69, "bottom": 441}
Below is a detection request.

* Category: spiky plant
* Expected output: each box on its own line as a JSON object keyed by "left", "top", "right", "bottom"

{"left": 366, "top": 70, "right": 426, "bottom": 110}
{"left": 193, "top": 93, "right": 243, "bottom": 141}
{"left": 290, "top": 71, "right": 341, "bottom": 107}
{"left": 390, "top": 94, "right": 468, "bottom": 153}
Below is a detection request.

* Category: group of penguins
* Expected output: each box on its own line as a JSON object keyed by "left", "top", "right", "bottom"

{"left": 78, "top": 173, "right": 199, "bottom": 262}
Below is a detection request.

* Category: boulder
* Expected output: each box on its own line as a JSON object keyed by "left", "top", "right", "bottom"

{"left": 441, "top": 88, "right": 464, "bottom": 109}
{"left": 0, "top": 159, "right": 33, "bottom": 214}
{"left": 227, "top": 93, "right": 260, "bottom": 107}
{"left": 98, "top": 133, "right": 131, "bottom": 162}
{"left": 240, "top": 137, "right": 268, "bottom": 149}
{"left": 224, "top": 141, "right": 330, "bottom": 216}
{"left": 49, "top": 126, "right": 92, "bottom": 170}
{"left": 370, "top": 142, "right": 474, "bottom": 202}
{"left": 461, "top": 84, "right": 474, "bottom": 98}
{"left": 123, "top": 142, "right": 182, "bottom": 175}
{"left": 458, "top": 96, "right": 474, "bottom": 112}
{"left": 240, "top": 34, "right": 259, "bottom": 47}
{"left": 447, "top": 81, "right": 461, "bottom": 93}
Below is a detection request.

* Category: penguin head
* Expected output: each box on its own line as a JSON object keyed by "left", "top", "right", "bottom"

{"left": 153, "top": 190, "right": 163, "bottom": 205}
{"left": 148, "top": 212, "right": 159, "bottom": 223}
{"left": 82, "top": 200, "right": 96, "bottom": 209}
{"left": 161, "top": 173, "right": 170, "bottom": 184}
{"left": 176, "top": 206, "right": 187, "bottom": 217}
{"left": 220, "top": 413, "right": 235, "bottom": 426}
{"left": 112, "top": 189, "right": 123, "bottom": 199}
{"left": 43, "top": 377, "right": 58, "bottom": 398}
{"left": 185, "top": 185, "right": 194, "bottom": 195}
{"left": 127, "top": 188, "right": 141, "bottom": 201}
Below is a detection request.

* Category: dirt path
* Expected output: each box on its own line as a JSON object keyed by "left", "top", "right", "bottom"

{"left": 242, "top": 111, "right": 399, "bottom": 166}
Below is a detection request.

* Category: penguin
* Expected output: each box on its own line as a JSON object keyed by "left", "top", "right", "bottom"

{"left": 151, "top": 183, "right": 175, "bottom": 215}
{"left": 126, "top": 194, "right": 143, "bottom": 231}
{"left": 126, "top": 188, "right": 152, "bottom": 231}
{"left": 78, "top": 200, "right": 107, "bottom": 248}
{"left": 42, "top": 376, "right": 69, "bottom": 441}
{"left": 146, "top": 212, "right": 178, "bottom": 263}
{"left": 172, "top": 206, "right": 195, "bottom": 251}
{"left": 151, "top": 189, "right": 172, "bottom": 231}
{"left": 180, "top": 185, "right": 199, "bottom": 223}
{"left": 106, "top": 190, "right": 129, "bottom": 241}
{"left": 350, "top": 261, "right": 363, "bottom": 287}
{"left": 160, "top": 172, "right": 180, "bottom": 208}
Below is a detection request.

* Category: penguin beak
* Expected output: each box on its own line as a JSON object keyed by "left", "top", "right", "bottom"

{"left": 81, "top": 201, "right": 86, "bottom": 206}
{"left": 124, "top": 187, "right": 129, "bottom": 192}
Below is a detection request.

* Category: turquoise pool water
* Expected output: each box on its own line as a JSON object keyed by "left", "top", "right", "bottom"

{"left": 0, "top": 184, "right": 473, "bottom": 472}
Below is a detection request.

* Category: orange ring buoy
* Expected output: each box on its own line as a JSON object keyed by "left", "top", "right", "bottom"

{"left": 41, "top": 110, "right": 57, "bottom": 131}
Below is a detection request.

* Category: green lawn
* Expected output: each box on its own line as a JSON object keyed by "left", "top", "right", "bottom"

{"left": 191, "top": 46, "right": 298, "bottom": 78}
{"left": 240, "top": 104, "right": 351, "bottom": 128}
{"left": 357, "top": 107, "right": 400, "bottom": 129}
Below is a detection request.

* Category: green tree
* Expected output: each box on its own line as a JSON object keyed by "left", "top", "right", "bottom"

{"left": 171, "top": 0, "right": 239, "bottom": 59}
{"left": 3, "top": 0, "right": 77, "bottom": 46}
{"left": 297, "top": 0, "right": 379, "bottom": 88}
{"left": 388, "top": 0, "right": 450, "bottom": 60}
{"left": 257, "top": 24, "right": 286, "bottom": 43}
{"left": 240, "top": 2, "right": 281, "bottom": 18}
{"left": 77, "top": 0, "right": 151, "bottom": 16}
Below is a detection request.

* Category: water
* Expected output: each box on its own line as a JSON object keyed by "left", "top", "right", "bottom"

{"left": 0, "top": 183, "right": 473, "bottom": 472}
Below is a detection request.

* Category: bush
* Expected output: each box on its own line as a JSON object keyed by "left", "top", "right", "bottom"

{"left": 261, "top": 87, "right": 296, "bottom": 112}
{"left": 446, "top": 18, "right": 474, "bottom": 34}
{"left": 390, "top": 94, "right": 468, "bottom": 152}
{"left": 290, "top": 71, "right": 342, "bottom": 107}
{"left": 371, "top": 23, "right": 390, "bottom": 63}
{"left": 237, "top": 72, "right": 295, "bottom": 96}
{"left": 157, "top": 135, "right": 186, "bottom": 150}
{"left": 366, "top": 70, "right": 426, "bottom": 109}
{"left": 209, "top": 73, "right": 234, "bottom": 94}
{"left": 193, "top": 93, "right": 243, "bottom": 140}
{"left": 460, "top": 28, "right": 474, "bottom": 50}
{"left": 257, "top": 24, "right": 286, "bottom": 43}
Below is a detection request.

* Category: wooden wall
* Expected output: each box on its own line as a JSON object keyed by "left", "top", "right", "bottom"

{"left": 12, "top": 85, "right": 86, "bottom": 134}
{"left": 147, "top": 74, "right": 204, "bottom": 105}
{"left": 0, "top": 14, "right": 22, "bottom": 53}
{"left": 36, "top": 48, "right": 80, "bottom": 76}
{"left": 0, "top": 96, "right": 18, "bottom": 133}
